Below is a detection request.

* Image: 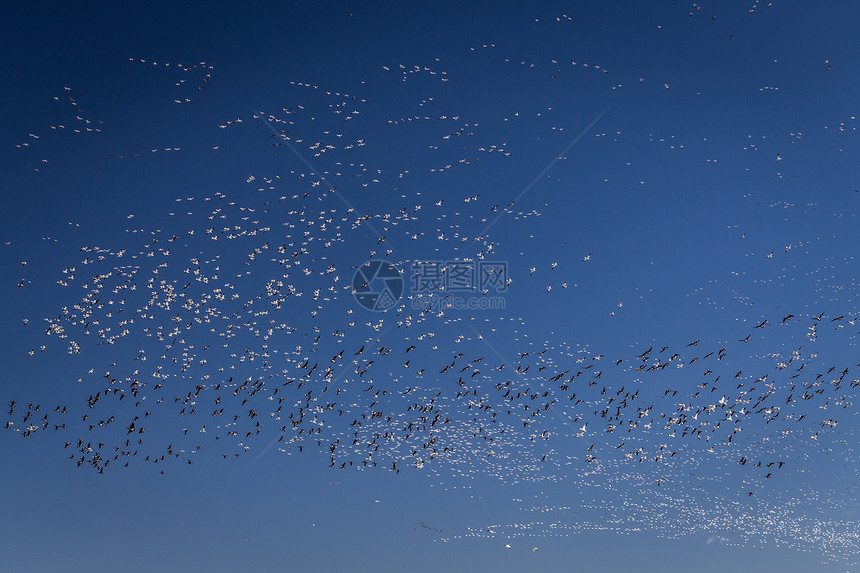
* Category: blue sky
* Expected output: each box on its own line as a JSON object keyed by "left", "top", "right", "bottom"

{"left": 2, "top": 2, "right": 859, "bottom": 572}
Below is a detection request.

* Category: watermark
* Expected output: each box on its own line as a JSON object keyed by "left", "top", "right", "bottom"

{"left": 352, "top": 259, "right": 510, "bottom": 312}
{"left": 410, "top": 260, "right": 509, "bottom": 294}
{"left": 352, "top": 260, "right": 404, "bottom": 311}
{"left": 410, "top": 292, "right": 506, "bottom": 312}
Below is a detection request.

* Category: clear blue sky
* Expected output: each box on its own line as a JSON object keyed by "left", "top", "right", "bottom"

{"left": 2, "top": 2, "right": 859, "bottom": 572}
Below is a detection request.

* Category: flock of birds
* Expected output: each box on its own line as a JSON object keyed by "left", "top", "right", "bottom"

{"left": 5, "top": 2, "right": 859, "bottom": 567}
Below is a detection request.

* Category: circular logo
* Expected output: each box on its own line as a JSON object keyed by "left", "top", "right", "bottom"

{"left": 352, "top": 260, "right": 403, "bottom": 311}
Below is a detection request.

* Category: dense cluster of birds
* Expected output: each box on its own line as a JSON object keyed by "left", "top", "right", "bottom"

{"left": 5, "top": 2, "right": 859, "bottom": 566}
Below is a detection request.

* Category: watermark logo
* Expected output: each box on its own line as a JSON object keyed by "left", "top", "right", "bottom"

{"left": 410, "top": 260, "right": 509, "bottom": 312}
{"left": 352, "top": 260, "right": 404, "bottom": 311}
{"left": 353, "top": 259, "right": 509, "bottom": 312}
{"left": 409, "top": 292, "right": 506, "bottom": 311}
{"left": 411, "top": 260, "right": 509, "bottom": 293}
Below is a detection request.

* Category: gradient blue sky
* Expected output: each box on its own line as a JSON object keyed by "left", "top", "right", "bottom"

{"left": 2, "top": 2, "right": 859, "bottom": 572}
